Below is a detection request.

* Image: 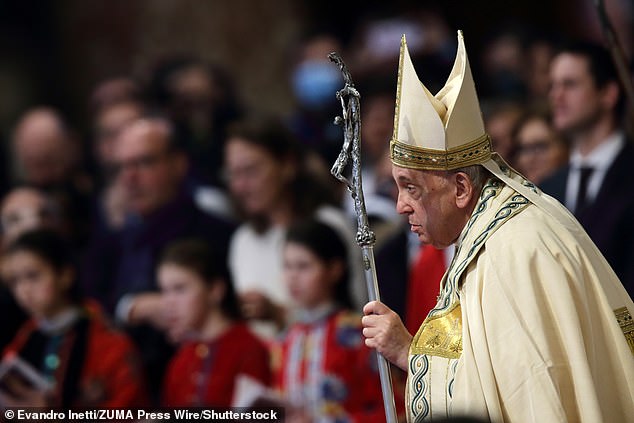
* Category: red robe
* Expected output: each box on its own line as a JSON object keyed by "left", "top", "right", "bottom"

{"left": 162, "top": 323, "right": 271, "bottom": 407}
{"left": 272, "top": 308, "right": 402, "bottom": 423}
{"left": 405, "top": 244, "right": 448, "bottom": 334}
{"left": 2, "top": 303, "right": 148, "bottom": 407}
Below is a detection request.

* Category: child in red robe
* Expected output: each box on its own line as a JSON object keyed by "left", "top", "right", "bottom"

{"left": 0, "top": 229, "right": 148, "bottom": 408}
{"left": 273, "top": 218, "right": 399, "bottom": 423}
{"left": 158, "top": 238, "right": 271, "bottom": 407}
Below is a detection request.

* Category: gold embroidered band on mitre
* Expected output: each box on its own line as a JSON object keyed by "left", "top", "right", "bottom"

{"left": 390, "top": 133, "right": 492, "bottom": 171}
{"left": 410, "top": 302, "right": 463, "bottom": 359}
{"left": 615, "top": 307, "right": 634, "bottom": 355}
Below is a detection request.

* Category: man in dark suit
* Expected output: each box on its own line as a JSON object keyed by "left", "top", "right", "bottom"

{"left": 541, "top": 41, "right": 634, "bottom": 297}
{"left": 81, "top": 116, "right": 235, "bottom": 402}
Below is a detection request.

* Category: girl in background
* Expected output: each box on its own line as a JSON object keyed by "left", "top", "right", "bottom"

{"left": 158, "top": 238, "right": 270, "bottom": 407}
{"left": 0, "top": 229, "right": 147, "bottom": 408}
{"left": 273, "top": 218, "right": 397, "bottom": 423}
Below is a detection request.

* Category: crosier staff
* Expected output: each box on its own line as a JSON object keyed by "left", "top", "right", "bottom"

{"left": 594, "top": 0, "right": 634, "bottom": 124}
{"left": 328, "top": 51, "right": 398, "bottom": 423}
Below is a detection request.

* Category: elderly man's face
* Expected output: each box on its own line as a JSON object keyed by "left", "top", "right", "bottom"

{"left": 12, "top": 109, "right": 77, "bottom": 188}
{"left": 113, "top": 120, "right": 186, "bottom": 217}
{"left": 392, "top": 165, "right": 465, "bottom": 249}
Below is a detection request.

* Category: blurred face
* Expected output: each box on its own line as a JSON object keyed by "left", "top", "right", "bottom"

{"left": 515, "top": 118, "right": 568, "bottom": 184}
{"left": 549, "top": 53, "right": 604, "bottom": 135}
{"left": 168, "top": 65, "right": 216, "bottom": 127}
{"left": 2, "top": 251, "right": 70, "bottom": 319}
{"left": 13, "top": 110, "right": 76, "bottom": 188}
{"left": 283, "top": 242, "right": 339, "bottom": 309}
{"left": 527, "top": 42, "right": 554, "bottom": 98}
{"left": 94, "top": 101, "right": 143, "bottom": 170}
{"left": 1, "top": 188, "right": 56, "bottom": 245}
{"left": 224, "top": 138, "right": 291, "bottom": 217}
{"left": 113, "top": 120, "right": 186, "bottom": 217}
{"left": 486, "top": 109, "right": 521, "bottom": 160}
{"left": 392, "top": 165, "right": 464, "bottom": 248}
{"left": 158, "top": 263, "right": 211, "bottom": 338}
{"left": 362, "top": 95, "right": 394, "bottom": 162}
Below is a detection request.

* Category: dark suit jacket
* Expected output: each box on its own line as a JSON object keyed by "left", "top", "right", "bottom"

{"left": 540, "top": 141, "right": 634, "bottom": 298}
{"left": 80, "top": 189, "right": 236, "bottom": 403}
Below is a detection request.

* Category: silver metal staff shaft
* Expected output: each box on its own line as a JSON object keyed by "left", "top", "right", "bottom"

{"left": 328, "top": 52, "right": 398, "bottom": 423}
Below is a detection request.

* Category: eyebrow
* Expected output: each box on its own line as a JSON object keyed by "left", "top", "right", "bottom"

{"left": 397, "top": 175, "right": 413, "bottom": 183}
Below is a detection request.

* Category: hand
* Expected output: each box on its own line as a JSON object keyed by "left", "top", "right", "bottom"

{"left": 103, "top": 181, "right": 129, "bottom": 230}
{"left": 361, "top": 301, "right": 412, "bottom": 371}
{"left": 128, "top": 292, "right": 167, "bottom": 329}
{"left": 0, "top": 376, "right": 50, "bottom": 408}
{"left": 240, "top": 291, "right": 286, "bottom": 329}
{"left": 285, "top": 407, "right": 313, "bottom": 423}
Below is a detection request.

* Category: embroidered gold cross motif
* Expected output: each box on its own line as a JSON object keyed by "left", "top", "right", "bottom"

{"left": 426, "top": 335, "right": 442, "bottom": 348}
{"left": 411, "top": 302, "right": 463, "bottom": 359}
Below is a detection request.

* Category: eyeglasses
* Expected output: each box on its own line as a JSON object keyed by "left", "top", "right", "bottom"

{"left": 110, "top": 151, "right": 170, "bottom": 175}
{"left": 516, "top": 141, "right": 552, "bottom": 156}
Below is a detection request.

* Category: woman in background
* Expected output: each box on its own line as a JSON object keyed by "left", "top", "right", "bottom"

{"left": 512, "top": 108, "right": 569, "bottom": 184}
{"left": 223, "top": 116, "right": 364, "bottom": 340}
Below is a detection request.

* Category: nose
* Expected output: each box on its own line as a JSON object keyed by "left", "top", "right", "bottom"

{"left": 548, "top": 81, "right": 562, "bottom": 104}
{"left": 395, "top": 191, "right": 413, "bottom": 215}
{"left": 13, "top": 281, "right": 31, "bottom": 306}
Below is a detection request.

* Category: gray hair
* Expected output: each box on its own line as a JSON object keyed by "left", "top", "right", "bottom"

{"left": 446, "top": 164, "right": 490, "bottom": 194}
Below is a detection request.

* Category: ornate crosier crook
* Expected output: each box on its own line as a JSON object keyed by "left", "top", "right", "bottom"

{"left": 328, "top": 52, "right": 398, "bottom": 423}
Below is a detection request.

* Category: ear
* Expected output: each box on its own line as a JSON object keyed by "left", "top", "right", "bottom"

{"left": 453, "top": 172, "right": 475, "bottom": 209}
{"left": 207, "top": 279, "right": 226, "bottom": 306}
{"left": 171, "top": 151, "right": 189, "bottom": 179}
{"left": 326, "top": 259, "right": 345, "bottom": 287}
{"left": 281, "top": 155, "right": 298, "bottom": 182}
{"left": 59, "top": 266, "right": 75, "bottom": 292}
{"left": 600, "top": 81, "right": 620, "bottom": 111}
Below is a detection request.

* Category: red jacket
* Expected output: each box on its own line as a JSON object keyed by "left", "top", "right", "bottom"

{"left": 162, "top": 323, "right": 271, "bottom": 407}
{"left": 3, "top": 303, "right": 148, "bottom": 407}
{"left": 272, "top": 309, "right": 404, "bottom": 423}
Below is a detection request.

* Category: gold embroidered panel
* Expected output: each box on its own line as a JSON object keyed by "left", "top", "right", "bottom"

{"left": 615, "top": 307, "right": 634, "bottom": 355}
{"left": 390, "top": 134, "right": 492, "bottom": 171}
{"left": 411, "top": 302, "right": 463, "bottom": 359}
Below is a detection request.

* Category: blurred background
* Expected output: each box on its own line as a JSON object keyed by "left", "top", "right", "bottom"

{"left": 0, "top": 0, "right": 632, "bottom": 411}
{"left": 0, "top": 0, "right": 631, "bottom": 136}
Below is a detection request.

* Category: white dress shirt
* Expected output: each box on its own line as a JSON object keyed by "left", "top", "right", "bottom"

{"left": 565, "top": 131, "right": 625, "bottom": 212}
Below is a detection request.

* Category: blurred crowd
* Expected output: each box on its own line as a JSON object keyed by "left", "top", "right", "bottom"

{"left": 0, "top": 6, "right": 632, "bottom": 422}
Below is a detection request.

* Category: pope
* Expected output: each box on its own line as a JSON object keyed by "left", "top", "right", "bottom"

{"left": 361, "top": 31, "right": 634, "bottom": 423}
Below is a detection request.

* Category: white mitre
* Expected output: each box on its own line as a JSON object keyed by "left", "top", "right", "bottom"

{"left": 390, "top": 30, "right": 492, "bottom": 171}
{"left": 389, "top": 30, "right": 573, "bottom": 220}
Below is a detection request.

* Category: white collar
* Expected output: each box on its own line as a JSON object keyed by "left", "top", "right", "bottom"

{"left": 570, "top": 131, "right": 624, "bottom": 171}
{"left": 296, "top": 302, "right": 338, "bottom": 325}
{"left": 37, "top": 307, "right": 82, "bottom": 335}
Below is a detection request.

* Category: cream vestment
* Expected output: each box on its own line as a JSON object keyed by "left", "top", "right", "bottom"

{"left": 406, "top": 161, "right": 634, "bottom": 422}
{"left": 387, "top": 30, "right": 634, "bottom": 422}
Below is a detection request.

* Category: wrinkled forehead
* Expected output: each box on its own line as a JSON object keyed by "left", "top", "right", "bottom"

{"left": 115, "top": 120, "right": 171, "bottom": 157}
{"left": 391, "top": 163, "right": 446, "bottom": 183}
